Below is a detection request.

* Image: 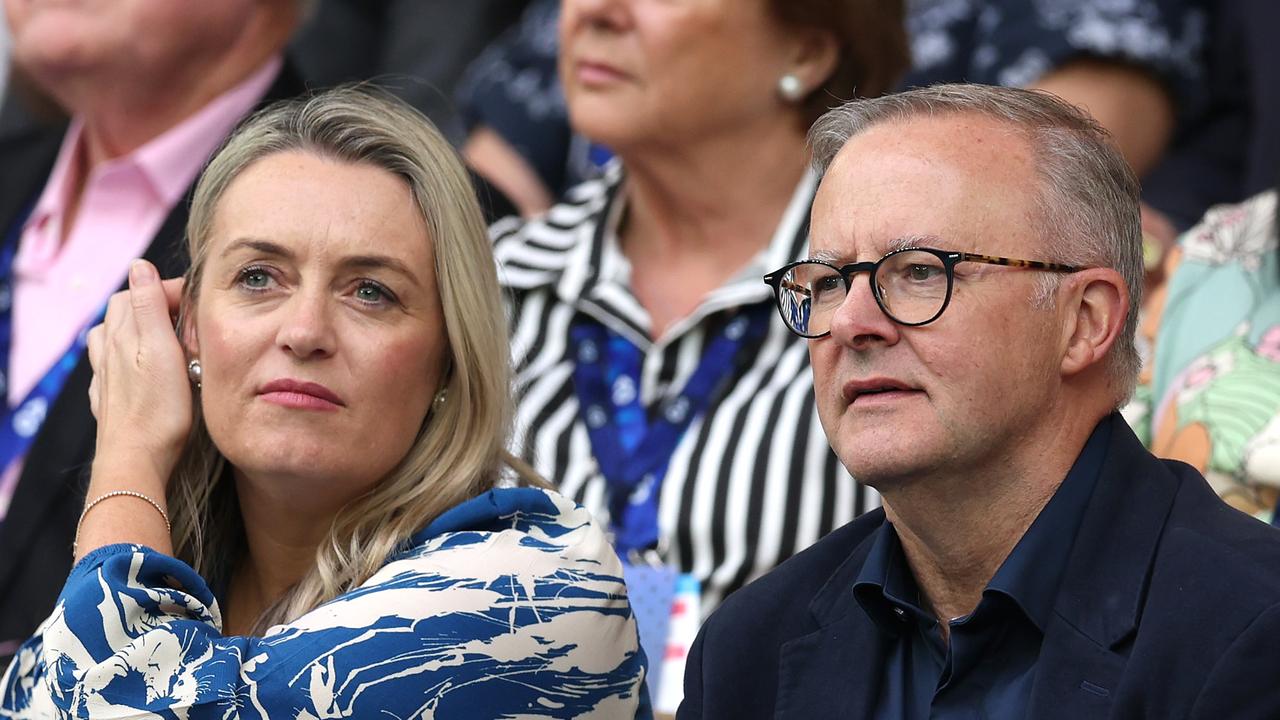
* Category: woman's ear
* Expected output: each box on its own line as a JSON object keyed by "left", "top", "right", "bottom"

{"left": 786, "top": 28, "right": 840, "bottom": 98}
{"left": 178, "top": 297, "right": 200, "bottom": 358}
{"left": 1059, "top": 268, "right": 1129, "bottom": 377}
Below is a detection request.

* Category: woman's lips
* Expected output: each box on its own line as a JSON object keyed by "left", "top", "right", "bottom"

{"left": 257, "top": 379, "right": 345, "bottom": 411}
{"left": 259, "top": 391, "right": 343, "bottom": 411}
{"left": 573, "top": 59, "right": 630, "bottom": 87}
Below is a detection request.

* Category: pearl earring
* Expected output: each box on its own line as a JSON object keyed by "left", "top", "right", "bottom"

{"left": 187, "top": 359, "right": 202, "bottom": 389}
{"left": 778, "top": 73, "right": 805, "bottom": 103}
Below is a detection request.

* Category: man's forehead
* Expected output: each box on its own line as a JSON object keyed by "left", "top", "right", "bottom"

{"left": 809, "top": 115, "right": 1040, "bottom": 259}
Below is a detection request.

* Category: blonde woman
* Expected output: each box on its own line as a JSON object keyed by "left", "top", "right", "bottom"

{"left": 0, "top": 88, "right": 648, "bottom": 718}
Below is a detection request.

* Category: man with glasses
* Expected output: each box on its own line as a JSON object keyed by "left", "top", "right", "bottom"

{"left": 678, "top": 84, "right": 1280, "bottom": 719}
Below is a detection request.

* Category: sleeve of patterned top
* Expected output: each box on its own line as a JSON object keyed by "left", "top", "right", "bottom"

{"left": 0, "top": 487, "right": 650, "bottom": 719}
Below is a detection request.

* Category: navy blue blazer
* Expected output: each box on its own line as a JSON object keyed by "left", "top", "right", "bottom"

{"left": 678, "top": 414, "right": 1280, "bottom": 719}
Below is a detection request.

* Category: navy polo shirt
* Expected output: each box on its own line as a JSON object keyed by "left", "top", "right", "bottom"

{"left": 852, "top": 419, "right": 1112, "bottom": 720}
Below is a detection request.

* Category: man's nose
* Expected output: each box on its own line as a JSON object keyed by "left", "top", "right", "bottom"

{"left": 827, "top": 274, "right": 900, "bottom": 350}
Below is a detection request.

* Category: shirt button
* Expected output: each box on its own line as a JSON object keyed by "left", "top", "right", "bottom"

{"left": 71, "top": 275, "right": 85, "bottom": 290}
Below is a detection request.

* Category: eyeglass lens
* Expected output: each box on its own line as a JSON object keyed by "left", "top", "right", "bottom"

{"left": 776, "top": 250, "right": 951, "bottom": 335}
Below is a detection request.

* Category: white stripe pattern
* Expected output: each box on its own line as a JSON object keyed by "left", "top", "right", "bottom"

{"left": 494, "top": 167, "right": 879, "bottom": 612}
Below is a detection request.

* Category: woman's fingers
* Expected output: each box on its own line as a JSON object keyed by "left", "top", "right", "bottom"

{"left": 86, "top": 324, "right": 103, "bottom": 373}
{"left": 127, "top": 261, "right": 174, "bottom": 344}
{"left": 161, "top": 277, "right": 185, "bottom": 318}
{"left": 88, "top": 374, "right": 100, "bottom": 421}
{"left": 87, "top": 261, "right": 193, "bottom": 477}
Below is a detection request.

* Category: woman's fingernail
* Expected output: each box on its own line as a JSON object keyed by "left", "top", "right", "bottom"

{"left": 130, "top": 260, "right": 157, "bottom": 286}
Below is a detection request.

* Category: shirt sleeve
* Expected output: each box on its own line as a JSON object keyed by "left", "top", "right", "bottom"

{"left": 1, "top": 516, "right": 648, "bottom": 718}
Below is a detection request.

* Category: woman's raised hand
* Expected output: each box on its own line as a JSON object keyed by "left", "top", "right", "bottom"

{"left": 86, "top": 260, "right": 191, "bottom": 487}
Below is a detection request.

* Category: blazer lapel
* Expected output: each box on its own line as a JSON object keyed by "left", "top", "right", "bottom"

{"left": 0, "top": 126, "right": 67, "bottom": 591}
{"left": 1029, "top": 414, "right": 1179, "bottom": 718}
{"left": 774, "top": 520, "right": 888, "bottom": 719}
{"left": 775, "top": 612, "right": 890, "bottom": 719}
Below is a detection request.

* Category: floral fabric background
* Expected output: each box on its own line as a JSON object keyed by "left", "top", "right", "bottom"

{"left": 1127, "top": 190, "right": 1280, "bottom": 522}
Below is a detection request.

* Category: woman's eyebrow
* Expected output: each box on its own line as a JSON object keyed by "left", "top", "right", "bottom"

{"left": 225, "top": 237, "right": 293, "bottom": 259}
{"left": 340, "top": 255, "right": 423, "bottom": 287}
{"left": 222, "top": 239, "right": 423, "bottom": 287}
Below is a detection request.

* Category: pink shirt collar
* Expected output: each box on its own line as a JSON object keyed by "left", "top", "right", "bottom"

{"left": 22, "top": 54, "right": 283, "bottom": 239}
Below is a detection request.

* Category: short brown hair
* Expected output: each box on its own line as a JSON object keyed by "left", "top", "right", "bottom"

{"left": 768, "top": 0, "right": 910, "bottom": 125}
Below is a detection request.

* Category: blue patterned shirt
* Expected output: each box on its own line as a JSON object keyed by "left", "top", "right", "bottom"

{"left": 0, "top": 487, "right": 650, "bottom": 718}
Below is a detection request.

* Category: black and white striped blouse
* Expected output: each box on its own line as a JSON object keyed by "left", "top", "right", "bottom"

{"left": 492, "top": 166, "right": 879, "bottom": 612}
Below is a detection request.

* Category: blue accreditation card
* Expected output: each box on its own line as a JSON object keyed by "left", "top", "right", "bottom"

{"left": 622, "top": 562, "right": 701, "bottom": 713}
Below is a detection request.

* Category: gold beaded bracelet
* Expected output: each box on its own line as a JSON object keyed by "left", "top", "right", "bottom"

{"left": 73, "top": 490, "right": 171, "bottom": 556}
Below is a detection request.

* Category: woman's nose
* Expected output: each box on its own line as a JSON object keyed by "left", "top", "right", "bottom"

{"left": 562, "top": 0, "right": 630, "bottom": 34}
{"left": 275, "top": 293, "right": 337, "bottom": 360}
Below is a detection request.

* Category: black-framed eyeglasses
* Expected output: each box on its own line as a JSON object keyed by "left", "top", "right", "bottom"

{"left": 762, "top": 247, "right": 1082, "bottom": 338}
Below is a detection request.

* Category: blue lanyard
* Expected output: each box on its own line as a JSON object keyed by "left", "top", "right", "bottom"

{"left": 570, "top": 306, "right": 770, "bottom": 554}
{"left": 0, "top": 206, "right": 103, "bottom": 474}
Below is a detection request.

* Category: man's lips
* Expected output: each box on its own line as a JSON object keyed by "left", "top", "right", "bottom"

{"left": 257, "top": 379, "right": 346, "bottom": 410}
{"left": 841, "top": 378, "right": 922, "bottom": 404}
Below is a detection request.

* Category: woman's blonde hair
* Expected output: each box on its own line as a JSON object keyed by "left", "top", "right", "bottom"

{"left": 169, "top": 85, "right": 539, "bottom": 632}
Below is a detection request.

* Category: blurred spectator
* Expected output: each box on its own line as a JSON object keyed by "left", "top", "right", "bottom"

{"left": 289, "top": 0, "right": 528, "bottom": 145}
{"left": 903, "top": 0, "right": 1206, "bottom": 273}
{"left": 494, "top": 0, "right": 909, "bottom": 614}
{"left": 1142, "top": 0, "right": 1280, "bottom": 231}
{"left": 904, "top": 0, "right": 1204, "bottom": 178}
{"left": 457, "top": 0, "right": 570, "bottom": 215}
{"left": 1129, "top": 182, "right": 1280, "bottom": 525}
{"left": 0, "top": 0, "right": 304, "bottom": 668}
{"left": 458, "top": 0, "right": 1211, "bottom": 225}
{"left": 0, "top": 9, "right": 9, "bottom": 100}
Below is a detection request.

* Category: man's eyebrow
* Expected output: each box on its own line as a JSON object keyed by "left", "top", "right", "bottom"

{"left": 808, "top": 248, "right": 842, "bottom": 264}
{"left": 886, "top": 234, "right": 945, "bottom": 253}
{"left": 807, "top": 234, "right": 947, "bottom": 264}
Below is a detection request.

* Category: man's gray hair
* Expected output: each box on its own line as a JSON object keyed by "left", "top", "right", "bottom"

{"left": 809, "top": 83, "right": 1144, "bottom": 406}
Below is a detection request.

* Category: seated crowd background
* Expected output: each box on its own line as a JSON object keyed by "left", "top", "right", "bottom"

{"left": 0, "top": 0, "right": 1278, "bottom": 716}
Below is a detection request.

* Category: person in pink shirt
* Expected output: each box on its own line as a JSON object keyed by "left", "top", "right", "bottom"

{"left": 0, "top": 0, "right": 307, "bottom": 668}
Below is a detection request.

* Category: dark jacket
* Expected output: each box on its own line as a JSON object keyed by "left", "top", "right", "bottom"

{"left": 0, "top": 62, "right": 307, "bottom": 665}
{"left": 678, "top": 414, "right": 1280, "bottom": 719}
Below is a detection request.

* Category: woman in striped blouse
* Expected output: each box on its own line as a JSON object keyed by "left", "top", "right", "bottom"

{"left": 0, "top": 88, "right": 647, "bottom": 718}
{"left": 493, "top": 0, "right": 910, "bottom": 613}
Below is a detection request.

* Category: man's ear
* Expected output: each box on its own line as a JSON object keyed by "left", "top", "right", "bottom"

{"left": 1060, "top": 268, "right": 1129, "bottom": 378}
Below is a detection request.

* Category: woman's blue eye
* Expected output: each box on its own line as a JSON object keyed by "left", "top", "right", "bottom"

{"left": 239, "top": 268, "right": 271, "bottom": 289}
{"left": 355, "top": 282, "right": 390, "bottom": 304}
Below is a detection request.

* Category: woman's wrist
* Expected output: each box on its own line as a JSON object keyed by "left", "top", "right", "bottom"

{"left": 77, "top": 454, "right": 175, "bottom": 560}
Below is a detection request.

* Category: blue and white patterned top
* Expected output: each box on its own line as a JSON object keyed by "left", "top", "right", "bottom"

{"left": 0, "top": 487, "right": 650, "bottom": 719}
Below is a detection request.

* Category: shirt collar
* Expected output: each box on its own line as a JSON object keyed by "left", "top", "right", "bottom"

{"left": 132, "top": 55, "right": 282, "bottom": 205}
{"left": 852, "top": 416, "right": 1114, "bottom": 635}
{"left": 554, "top": 165, "right": 817, "bottom": 344}
{"left": 853, "top": 523, "right": 935, "bottom": 635}
{"left": 24, "top": 54, "right": 281, "bottom": 235}
{"left": 985, "top": 416, "right": 1112, "bottom": 631}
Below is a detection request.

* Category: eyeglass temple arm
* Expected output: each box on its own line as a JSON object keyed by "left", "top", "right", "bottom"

{"left": 961, "top": 252, "right": 1081, "bottom": 273}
